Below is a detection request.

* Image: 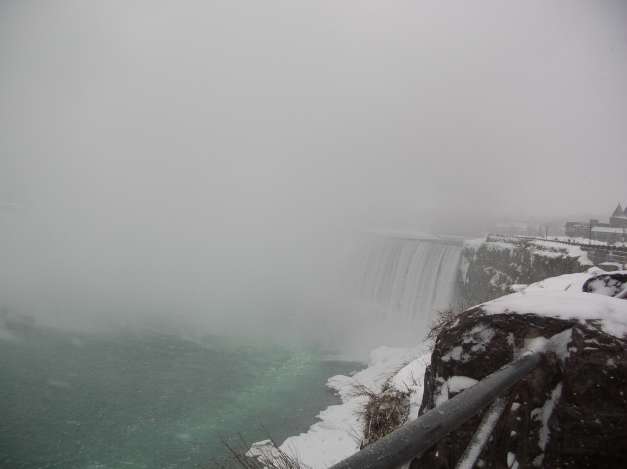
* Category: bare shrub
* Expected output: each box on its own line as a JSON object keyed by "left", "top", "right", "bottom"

{"left": 351, "top": 381, "right": 410, "bottom": 449}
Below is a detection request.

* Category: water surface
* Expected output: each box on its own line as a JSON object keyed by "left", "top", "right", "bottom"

{"left": 0, "top": 326, "right": 357, "bottom": 468}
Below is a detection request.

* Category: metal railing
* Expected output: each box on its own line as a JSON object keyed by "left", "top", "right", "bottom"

{"left": 329, "top": 352, "right": 542, "bottom": 469}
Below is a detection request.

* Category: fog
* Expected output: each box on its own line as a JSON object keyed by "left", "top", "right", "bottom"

{"left": 2, "top": 1, "right": 627, "bottom": 341}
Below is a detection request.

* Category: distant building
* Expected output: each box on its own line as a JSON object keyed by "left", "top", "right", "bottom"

{"left": 610, "top": 203, "right": 627, "bottom": 228}
{"left": 564, "top": 221, "right": 591, "bottom": 238}
{"left": 565, "top": 203, "right": 627, "bottom": 243}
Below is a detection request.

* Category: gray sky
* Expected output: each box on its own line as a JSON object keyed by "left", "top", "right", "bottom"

{"left": 1, "top": 0, "right": 627, "bottom": 335}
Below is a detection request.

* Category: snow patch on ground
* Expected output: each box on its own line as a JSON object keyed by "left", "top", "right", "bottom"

{"left": 463, "top": 324, "right": 495, "bottom": 353}
{"left": 442, "top": 345, "right": 467, "bottom": 363}
{"left": 448, "top": 376, "right": 479, "bottom": 393}
{"left": 464, "top": 238, "right": 488, "bottom": 251}
{"left": 390, "top": 352, "right": 431, "bottom": 420}
{"left": 522, "top": 329, "right": 573, "bottom": 361}
{"left": 434, "top": 375, "right": 478, "bottom": 407}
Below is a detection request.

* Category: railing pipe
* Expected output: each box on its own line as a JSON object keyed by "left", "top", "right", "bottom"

{"left": 329, "top": 352, "right": 542, "bottom": 469}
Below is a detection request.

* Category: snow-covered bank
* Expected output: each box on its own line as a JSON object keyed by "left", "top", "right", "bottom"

{"left": 248, "top": 345, "right": 431, "bottom": 468}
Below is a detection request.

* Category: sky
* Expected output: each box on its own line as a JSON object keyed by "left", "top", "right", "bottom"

{"left": 1, "top": 0, "right": 627, "bottom": 337}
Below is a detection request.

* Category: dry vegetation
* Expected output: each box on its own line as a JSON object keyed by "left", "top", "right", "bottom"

{"left": 351, "top": 381, "right": 410, "bottom": 449}
{"left": 426, "top": 301, "right": 469, "bottom": 344}
{"left": 426, "top": 308, "right": 459, "bottom": 342}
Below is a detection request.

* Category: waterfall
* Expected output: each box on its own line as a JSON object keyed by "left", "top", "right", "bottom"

{"left": 351, "top": 235, "right": 462, "bottom": 346}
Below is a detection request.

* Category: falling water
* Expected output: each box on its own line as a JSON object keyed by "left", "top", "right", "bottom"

{"left": 353, "top": 235, "right": 462, "bottom": 345}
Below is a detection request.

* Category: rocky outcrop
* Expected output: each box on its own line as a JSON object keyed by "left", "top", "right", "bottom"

{"left": 413, "top": 271, "right": 627, "bottom": 468}
{"left": 459, "top": 238, "right": 591, "bottom": 307}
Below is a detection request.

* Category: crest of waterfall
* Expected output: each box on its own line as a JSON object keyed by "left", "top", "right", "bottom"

{"left": 353, "top": 235, "right": 462, "bottom": 346}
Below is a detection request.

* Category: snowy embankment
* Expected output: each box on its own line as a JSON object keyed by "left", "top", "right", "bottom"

{"left": 248, "top": 345, "right": 431, "bottom": 468}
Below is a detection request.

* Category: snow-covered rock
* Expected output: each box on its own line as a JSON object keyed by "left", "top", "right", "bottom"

{"left": 415, "top": 269, "right": 627, "bottom": 468}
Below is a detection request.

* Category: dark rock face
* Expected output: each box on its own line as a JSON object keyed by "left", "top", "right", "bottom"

{"left": 459, "top": 241, "right": 587, "bottom": 307}
{"left": 412, "top": 310, "right": 627, "bottom": 468}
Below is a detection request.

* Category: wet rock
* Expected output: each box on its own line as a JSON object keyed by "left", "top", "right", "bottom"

{"left": 412, "top": 310, "right": 627, "bottom": 468}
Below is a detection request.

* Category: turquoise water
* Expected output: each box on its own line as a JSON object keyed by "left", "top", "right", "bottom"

{"left": 0, "top": 327, "right": 357, "bottom": 468}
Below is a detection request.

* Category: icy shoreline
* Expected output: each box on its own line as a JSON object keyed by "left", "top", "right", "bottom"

{"left": 249, "top": 345, "right": 432, "bottom": 468}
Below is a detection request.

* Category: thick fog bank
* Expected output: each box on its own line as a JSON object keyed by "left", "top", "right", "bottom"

{"left": 2, "top": 0, "right": 627, "bottom": 351}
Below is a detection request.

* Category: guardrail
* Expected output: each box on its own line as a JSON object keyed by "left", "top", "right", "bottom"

{"left": 329, "top": 352, "right": 543, "bottom": 469}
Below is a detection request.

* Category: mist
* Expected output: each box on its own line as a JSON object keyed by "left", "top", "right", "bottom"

{"left": 2, "top": 0, "right": 627, "bottom": 342}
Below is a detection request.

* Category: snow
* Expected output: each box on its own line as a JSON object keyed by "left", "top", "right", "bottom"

{"left": 521, "top": 329, "right": 572, "bottom": 362}
{"left": 433, "top": 375, "right": 478, "bottom": 407}
{"left": 464, "top": 237, "right": 594, "bottom": 267}
{"left": 507, "top": 451, "right": 519, "bottom": 469}
{"left": 528, "top": 240, "right": 592, "bottom": 265}
{"left": 463, "top": 325, "right": 495, "bottom": 353}
{"left": 389, "top": 352, "right": 431, "bottom": 419}
{"left": 524, "top": 271, "right": 593, "bottom": 292}
{"left": 249, "top": 345, "right": 431, "bottom": 469}
{"left": 441, "top": 325, "right": 495, "bottom": 364}
{"left": 464, "top": 238, "right": 488, "bottom": 251}
{"left": 448, "top": 376, "right": 478, "bottom": 393}
{"left": 442, "top": 345, "right": 466, "bottom": 363}
{"left": 481, "top": 270, "right": 627, "bottom": 339}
